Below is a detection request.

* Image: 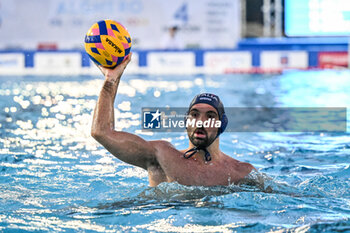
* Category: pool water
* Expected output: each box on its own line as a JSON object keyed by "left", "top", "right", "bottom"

{"left": 0, "top": 70, "right": 350, "bottom": 232}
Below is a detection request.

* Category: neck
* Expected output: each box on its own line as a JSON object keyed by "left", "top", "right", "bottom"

{"left": 187, "top": 138, "right": 221, "bottom": 161}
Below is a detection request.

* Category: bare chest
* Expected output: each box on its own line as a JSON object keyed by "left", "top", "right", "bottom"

{"left": 154, "top": 151, "right": 245, "bottom": 186}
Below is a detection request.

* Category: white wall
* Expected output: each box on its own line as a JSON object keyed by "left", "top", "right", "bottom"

{"left": 0, "top": 0, "right": 241, "bottom": 50}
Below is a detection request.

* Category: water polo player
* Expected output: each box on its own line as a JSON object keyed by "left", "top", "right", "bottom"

{"left": 91, "top": 54, "right": 256, "bottom": 187}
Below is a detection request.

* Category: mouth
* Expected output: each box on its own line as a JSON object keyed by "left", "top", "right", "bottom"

{"left": 193, "top": 128, "right": 207, "bottom": 139}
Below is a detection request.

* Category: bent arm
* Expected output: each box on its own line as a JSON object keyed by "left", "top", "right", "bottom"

{"left": 91, "top": 55, "right": 157, "bottom": 169}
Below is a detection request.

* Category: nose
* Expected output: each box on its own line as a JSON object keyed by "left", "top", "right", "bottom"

{"left": 198, "top": 114, "right": 208, "bottom": 123}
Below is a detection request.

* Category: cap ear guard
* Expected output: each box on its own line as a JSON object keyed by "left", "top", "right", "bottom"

{"left": 219, "top": 113, "right": 228, "bottom": 135}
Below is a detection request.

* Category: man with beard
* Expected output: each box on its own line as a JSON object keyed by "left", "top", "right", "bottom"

{"left": 91, "top": 54, "right": 256, "bottom": 187}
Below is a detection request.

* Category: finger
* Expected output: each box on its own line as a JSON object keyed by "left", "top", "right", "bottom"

{"left": 97, "top": 64, "right": 103, "bottom": 71}
{"left": 123, "top": 53, "right": 132, "bottom": 66}
{"left": 126, "top": 52, "right": 132, "bottom": 62}
{"left": 117, "top": 53, "right": 132, "bottom": 70}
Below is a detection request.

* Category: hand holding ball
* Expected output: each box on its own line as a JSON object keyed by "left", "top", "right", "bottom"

{"left": 84, "top": 19, "right": 132, "bottom": 68}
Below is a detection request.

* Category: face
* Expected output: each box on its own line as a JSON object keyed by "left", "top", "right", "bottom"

{"left": 186, "top": 103, "right": 220, "bottom": 148}
{"left": 169, "top": 27, "right": 177, "bottom": 37}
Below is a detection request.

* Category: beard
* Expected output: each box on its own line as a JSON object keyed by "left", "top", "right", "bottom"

{"left": 188, "top": 127, "right": 217, "bottom": 148}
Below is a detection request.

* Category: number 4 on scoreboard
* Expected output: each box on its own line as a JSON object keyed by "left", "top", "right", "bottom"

{"left": 174, "top": 3, "right": 188, "bottom": 24}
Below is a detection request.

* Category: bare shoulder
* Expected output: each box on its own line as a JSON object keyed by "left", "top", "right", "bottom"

{"left": 149, "top": 140, "right": 175, "bottom": 149}
{"left": 223, "top": 154, "right": 255, "bottom": 175}
{"left": 149, "top": 140, "right": 179, "bottom": 157}
{"left": 148, "top": 140, "right": 180, "bottom": 165}
{"left": 238, "top": 161, "right": 256, "bottom": 175}
{"left": 238, "top": 161, "right": 255, "bottom": 170}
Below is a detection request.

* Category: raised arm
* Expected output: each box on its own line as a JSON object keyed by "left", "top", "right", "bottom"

{"left": 91, "top": 54, "right": 157, "bottom": 169}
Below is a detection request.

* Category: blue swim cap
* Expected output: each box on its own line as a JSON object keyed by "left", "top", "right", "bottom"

{"left": 187, "top": 93, "right": 228, "bottom": 136}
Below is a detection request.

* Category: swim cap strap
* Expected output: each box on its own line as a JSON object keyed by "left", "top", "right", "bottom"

{"left": 183, "top": 147, "right": 198, "bottom": 159}
{"left": 183, "top": 147, "right": 212, "bottom": 162}
{"left": 203, "top": 148, "right": 212, "bottom": 161}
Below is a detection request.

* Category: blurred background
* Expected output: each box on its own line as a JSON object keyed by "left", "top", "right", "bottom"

{"left": 0, "top": 0, "right": 349, "bottom": 74}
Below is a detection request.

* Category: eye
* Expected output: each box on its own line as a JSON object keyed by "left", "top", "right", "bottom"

{"left": 207, "top": 113, "right": 216, "bottom": 119}
{"left": 190, "top": 111, "right": 198, "bottom": 118}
